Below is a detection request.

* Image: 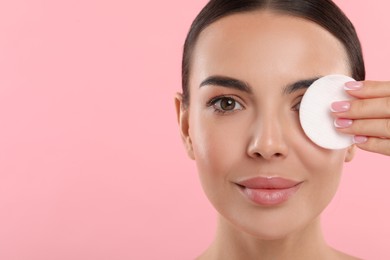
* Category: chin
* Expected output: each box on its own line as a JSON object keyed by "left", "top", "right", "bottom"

{"left": 226, "top": 214, "right": 309, "bottom": 242}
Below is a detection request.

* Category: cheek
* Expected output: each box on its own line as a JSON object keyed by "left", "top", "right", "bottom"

{"left": 190, "top": 112, "right": 245, "bottom": 175}
{"left": 188, "top": 108, "right": 249, "bottom": 199}
{"left": 302, "top": 147, "right": 346, "bottom": 193}
{"left": 294, "top": 137, "right": 347, "bottom": 206}
{"left": 295, "top": 138, "right": 347, "bottom": 175}
{"left": 285, "top": 134, "right": 347, "bottom": 224}
{"left": 289, "top": 122, "right": 347, "bottom": 198}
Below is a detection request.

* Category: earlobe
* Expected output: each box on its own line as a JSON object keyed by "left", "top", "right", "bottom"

{"left": 174, "top": 93, "right": 195, "bottom": 160}
{"left": 344, "top": 144, "right": 356, "bottom": 162}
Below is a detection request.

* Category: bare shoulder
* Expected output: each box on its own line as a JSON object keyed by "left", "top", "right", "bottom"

{"left": 194, "top": 249, "right": 212, "bottom": 260}
{"left": 194, "top": 254, "right": 209, "bottom": 260}
{"left": 332, "top": 248, "right": 362, "bottom": 260}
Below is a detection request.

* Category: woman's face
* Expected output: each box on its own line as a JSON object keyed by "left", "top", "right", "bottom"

{"left": 177, "top": 11, "right": 355, "bottom": 239}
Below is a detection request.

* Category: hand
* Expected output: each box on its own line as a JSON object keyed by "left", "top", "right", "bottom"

{"left": 330, "top": 80, "right": 390, "bottom": 156}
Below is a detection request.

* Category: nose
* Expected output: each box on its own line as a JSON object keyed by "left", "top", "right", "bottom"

{"left": 247, "top": 117, "right": 289, "bottom": 160}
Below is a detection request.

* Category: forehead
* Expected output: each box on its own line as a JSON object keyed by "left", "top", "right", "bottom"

{"left": 190, "top": 10, "right": 350, "bottom": 88}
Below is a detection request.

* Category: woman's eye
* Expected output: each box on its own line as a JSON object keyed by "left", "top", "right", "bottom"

{"left": 211, "top": 97, "right": 243, "bottom": 113}
{"left": 293, "top": 101, "right": 301, "bottom": 112}
{"left": 292, "top": 96, "right": 303, "bottom": 112}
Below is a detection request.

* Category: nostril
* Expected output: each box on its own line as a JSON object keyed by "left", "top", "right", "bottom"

{"left": 248, "top": 138, "right": 289, "bottom": 159}
{"left": 252, "top": 152, "right": 284, "bottom": 159}
{"left": 254, "top": 152, "right": 261, "bottom": 158}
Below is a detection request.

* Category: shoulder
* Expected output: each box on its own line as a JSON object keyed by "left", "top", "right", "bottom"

{"left": 332, "top": 248, "right": 362, "bottom": 260}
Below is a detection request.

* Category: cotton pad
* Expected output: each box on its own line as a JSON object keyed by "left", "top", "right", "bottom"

{"left": 299, "top": 74, "right": 355, "bottom": 149}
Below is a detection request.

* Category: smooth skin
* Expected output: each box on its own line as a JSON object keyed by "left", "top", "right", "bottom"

{"left": 174, "top": 10, "right": 383, "bottom": 260}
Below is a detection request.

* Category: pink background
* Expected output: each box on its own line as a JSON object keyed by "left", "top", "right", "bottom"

{"left": 0, "top": 1, "right": 389, "bottom": 259}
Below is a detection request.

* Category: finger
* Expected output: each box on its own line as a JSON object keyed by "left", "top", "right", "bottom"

{"left": 335, "top": 118, "right": 390, "bottom": 138}
{"left": 355, "top": 137, "right": 390, "bottom": 156}
{"left": 331, "top": 97, "right": 390, "bottom": 119}
{"left": 344, "top": 80, "right": 390, "bottom": 99}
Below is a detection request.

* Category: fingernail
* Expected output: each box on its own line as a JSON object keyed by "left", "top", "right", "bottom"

{"left": 334, "top": 118, "right": 353, "bottom": 128}
{"left": 353, "top": 135, "right": 368, "bottom": 144}
{"left": 344, "top": 81, "right": 363, "bottom": 90}
{"left": 330, "top": 101, "right": 351, "bottom": 112}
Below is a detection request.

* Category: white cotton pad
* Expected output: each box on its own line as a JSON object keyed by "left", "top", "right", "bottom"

{"left": 299, "top": 74, "right": 355, "bottom": 149}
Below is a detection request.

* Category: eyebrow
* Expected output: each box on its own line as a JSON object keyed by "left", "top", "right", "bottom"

{"left": 282, "top": 77, "right": 321, "bottom": 95}
{"left": 199, "top": 76, "right": 253, "bottom": 94}
{"left": 199, "top": 75, "right": 321, "bottom": 95}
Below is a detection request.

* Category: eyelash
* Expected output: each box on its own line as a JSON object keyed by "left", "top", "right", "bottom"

{"left": 206, "top": 95, "right": 303, "bottom": 114}
{"left": 292, "top": 96, "right": 303, "bottom": 112}
{"left": 207, "top": 95, "right": 244, "bottom": 115}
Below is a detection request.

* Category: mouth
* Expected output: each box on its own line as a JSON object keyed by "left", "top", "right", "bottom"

{"left": 236, "top": 177, "right": 303, "bottom": 206}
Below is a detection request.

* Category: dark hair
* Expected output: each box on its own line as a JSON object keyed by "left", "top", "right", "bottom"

{"left": 181, "top": 0, "right": 365, "bottom": 107}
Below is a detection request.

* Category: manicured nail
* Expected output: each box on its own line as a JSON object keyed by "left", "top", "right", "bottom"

{"left": 353, "top": 135, "right": 368, "bottom": 144}
{"left": 334, "top": 118, "right": 353, "bottom": 128}
{"left": 330, "top": 101, "right": 350, "bottom": 112}
{"left": 344, "top": 81, "right": 363, "bottom": 90}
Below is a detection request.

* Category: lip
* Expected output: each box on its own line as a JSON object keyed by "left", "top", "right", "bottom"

{"left": 236, "top": 177, "right": 303, "bottom": 206}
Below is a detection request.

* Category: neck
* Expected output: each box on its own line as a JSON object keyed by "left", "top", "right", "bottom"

{"left": 199, "top": 214, "right": 335, "bottom": 260}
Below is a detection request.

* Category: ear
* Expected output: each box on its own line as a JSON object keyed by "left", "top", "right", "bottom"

{"left": 174, "top": 93, "right": 195, "bottom": 160}
{"left": 344, "top": 144, "right": 356, "bottom": 162}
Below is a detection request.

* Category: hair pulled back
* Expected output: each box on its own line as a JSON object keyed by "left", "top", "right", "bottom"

{"left": 181, "top": 0, "right": 365, "bottom": 107}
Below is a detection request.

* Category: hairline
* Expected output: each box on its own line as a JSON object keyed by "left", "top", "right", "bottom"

{"left": 182, "top": 1, "right": 364, "bottom": 108}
